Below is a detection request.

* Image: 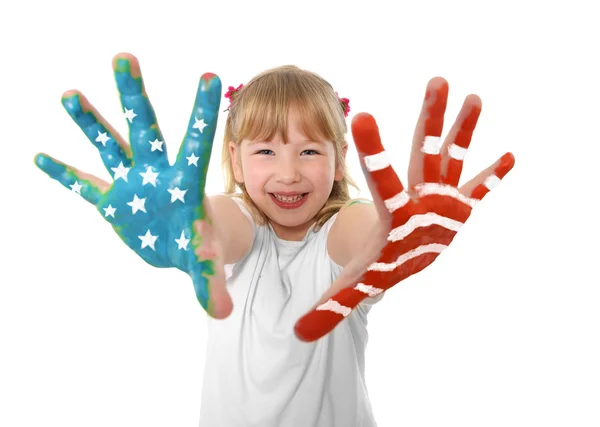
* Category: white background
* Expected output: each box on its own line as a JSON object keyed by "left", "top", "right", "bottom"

{"left": 1, "top": 0, "right": 598, "bottom": 426}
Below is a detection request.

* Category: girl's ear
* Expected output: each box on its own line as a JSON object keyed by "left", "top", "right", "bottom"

{"left": 229, "top": 141, "right": 244, "bottom": 183}
{"left": 334, "top": 142, "right": 349, "bottom": 181}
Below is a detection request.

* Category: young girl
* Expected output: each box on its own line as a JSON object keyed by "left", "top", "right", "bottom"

{"left": 35, "top": 53, "right": 514, "bottom": 426}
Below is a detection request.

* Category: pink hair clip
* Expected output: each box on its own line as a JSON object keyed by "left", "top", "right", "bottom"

{"left": 223, "top": 83, "right": 243, "bottom": 112}
{"left": 337, "top": 93, "right": 350, "bottom": 117}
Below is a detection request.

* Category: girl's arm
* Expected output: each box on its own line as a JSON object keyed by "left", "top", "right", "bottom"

{"left": 206, "top": 195, "right": 254, "bottom": 265}
{"left": 327, "top": 199, "right": 381, "bottom": 268}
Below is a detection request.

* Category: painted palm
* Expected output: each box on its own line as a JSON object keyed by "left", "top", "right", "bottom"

{"left": 35, "top": 55, "right": 232, "bottom": 319}
{"left": 295, "top": 79, "right": 515, "bottom": 342}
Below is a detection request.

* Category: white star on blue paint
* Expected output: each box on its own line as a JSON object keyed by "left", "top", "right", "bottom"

{"left": 111, "top": 161, "right": 130, "bottom": 182}
{"left": 124, "top": 108, "right": 137, "bottom": 123}
{"left": 70, "top": 181, "right": 82, "bottom": 194}
{"left": 149, "top": 139, "right": 164, "bottom": 152}
{"left": 96, "top": 131, "right": 111, "bottom": 146}
{"left": 175, "top": 230, "right": 190, "bottom": 250}
{"left": 193, "top": 117, "right": 208, "bottom": 133}
{"left": 168, "top": 187, "right": 187, "bottom": 203}
{"left": 103, "top": 204, "right": 116, "bottom": 218}
{"left": 139, "top": 229, "right": 158, "bottom": 250}
{"left": 127, "top": 194, "right": 147, "bottom": 214}
{"left": 140, "top": 166, "right": 159, "bottom": 187}
{"left": 186, "top": 153, "right": 199, "bottom": 166}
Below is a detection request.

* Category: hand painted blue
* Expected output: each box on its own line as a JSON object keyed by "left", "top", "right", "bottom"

{"left": 35, "top": 58, "right": 222, "bottom": 315}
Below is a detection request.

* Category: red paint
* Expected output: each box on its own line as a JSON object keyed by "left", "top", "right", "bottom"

{"left": 294, "top": 111, "right": 515, "bottom": 343}
{"left": 471, "top": 183, "right": 490, "bottom": 200}
{"left": 443, "top": 104, "right": 481, "bottom": 186}
{"left": 422, "top": 82, "right": 448, "bottom": 183}
{"left": 373, "top": 226, "right": 457, "bottom": 265}
{"left": 495, "top": 152, "right": 515, "bottom": 179}
{"left": 353, "top": 113, "right": 388, "bottom": 156}
{"left": 471, "top": 152, "right": 515, "bottom": 200}
{"left": 201, "top": 72, "right": 218, "bottom": 82}
{"left": 370, "top": 168, "right": 406, "bottom": 205}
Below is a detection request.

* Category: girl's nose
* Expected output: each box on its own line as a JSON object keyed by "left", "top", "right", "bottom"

{"left": 275, "top": 159, "right": 301, "bottom": 184}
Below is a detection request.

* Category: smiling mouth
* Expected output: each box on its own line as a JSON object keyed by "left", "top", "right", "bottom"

{"left": 270, "top": 193, "right": 307, "bottom": 202}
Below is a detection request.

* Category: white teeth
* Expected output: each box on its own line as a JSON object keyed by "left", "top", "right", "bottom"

{"left": 273, "top": 194, "right": 305, "bottom": 202}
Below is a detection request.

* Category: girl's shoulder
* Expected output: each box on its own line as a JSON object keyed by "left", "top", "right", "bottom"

{"left": 214, "top": 192, "right": 263, "bottom": 227}
{"left": 342, "top": 197, "right": 374, "bottom": 209}
{"left": 327, "top": 197, "right": 377, "bottom": 267}
{"left": 207, "top": 193, "right": 256, "bottom": 264}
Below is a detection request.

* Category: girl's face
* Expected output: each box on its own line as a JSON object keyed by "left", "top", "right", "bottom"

{"left": 229, "top": 112, "right": 346, "bottom": 241}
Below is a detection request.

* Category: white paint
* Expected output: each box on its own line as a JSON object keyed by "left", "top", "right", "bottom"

{"left": 363, "top": 151, "right": 390, "bottom": 172}
{"left": 421, "top": 135, "right": 442, "bottom": 155}
{"left": 385, "top": 190, "right": 411, "bottom": 212}
{"left": 367, "top": 243, "right": 447, "bottom": 272}
{"left": 193, "top": 117, "right": 208, "bottom": 133}
{"left": 414, "top": 182, "right": 479, "bottom": 208}
{"left": 484, "top": 174, "right": 501, "bottom": 190}
{"left": 95, "top": 131, "right": 110, "bottom": 147}
{"left": 388, "top": 212, "right": 463, "bottom": 242}
{"left": 355, "top": 283, "right": 384, "bottom": 297}
{"left": 123, "top": 107, "right": 137, "bottom": 123}
{"left": 448, "top": 143, "right": 468, "bottom": 160}
{"left": 70, "top": 180, "right": 82, "bottom": 194}
{"left": 316, "top": 298, "right": 352, "bottom": 317}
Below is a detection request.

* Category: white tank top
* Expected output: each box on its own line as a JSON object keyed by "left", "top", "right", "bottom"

{"left": 199, "top": 196, "right": 383, "bottom": 427}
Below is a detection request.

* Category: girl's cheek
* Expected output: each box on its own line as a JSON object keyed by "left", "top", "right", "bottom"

{"left": 244, "top": 168, "right": 267, "bottom": 187}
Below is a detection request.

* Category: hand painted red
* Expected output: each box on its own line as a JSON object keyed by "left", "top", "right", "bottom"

{"left": 294, "top": 78, "right": 515, "bottom": 342}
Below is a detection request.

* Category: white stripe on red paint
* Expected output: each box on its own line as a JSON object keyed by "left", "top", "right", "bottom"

{"left": 316, "top": 298, "right": 352, "bottom": 317}
{"left": 363, "top": 151, "right": 390, "bottom": 172}
{"left": 448, "top": 143, "right": 468, "bottom": 160}
{"left": 385, "top": 190, "right": 410, "bottom": 212}
{"left": 388, "top": 212, "right": 463, "bottom": 242}
{"left": 484, "top": 174, "right": 501, "bottom": 190}
{"left": 421, "top": 136, "right": 442, "bottom": 155}
{"left": 367, "top": 243, "right": 447, "bottom": 272}
{"left": 414, "top": 182, "right": 478, "bottom": 208}
{"left": 355, "top": 283, "right": 384, "bottom": 297}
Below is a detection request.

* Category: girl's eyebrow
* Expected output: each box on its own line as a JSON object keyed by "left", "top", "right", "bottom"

{"left": 247, "top": 139, "right": 324, "bottom": 145}
{"left": 294, "top": 139, "right": 326, "bottom": 144}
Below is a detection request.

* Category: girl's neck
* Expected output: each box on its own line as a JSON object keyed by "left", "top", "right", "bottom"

{"left": 268, "top": 218, "right": 316, "bottom": 242}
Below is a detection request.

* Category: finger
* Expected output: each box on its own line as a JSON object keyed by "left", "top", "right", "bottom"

{"left": 34, "top": 152, "right": 107, "bottom": 205}
{"left": 460, "top": 152, "right": 515, "bottom": 200}
{"left": 61, "top": 90, "right": 132, "bottom": 175}
{"left": 408, "top": 77, "right": 449, "bottom": 188}
{"left": 176, "top": 72, "right": 222, "bottom": 194}
{"left": 295, "top": 241, "right": 443, "bottom": 342}
{"left": 351, "top": 113, "right": 414, "bottom": 226}
{"left": 113, "top": 53, "right": 169, "bottom": 168}
{"left": 295, "top": 281, "right": 386, "bottom": 343}
{"left": 440, "top": 95, "right": 482, "bottom": 187}
{"left": 189, "top": 210, "right": 233, "bottom": 320}
{"left": 295, "top": 258, "right": 376, "bottom": 341}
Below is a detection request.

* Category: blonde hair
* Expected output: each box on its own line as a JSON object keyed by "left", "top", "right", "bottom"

{"left": 221, "top": 65, "right": 361, "bottom": 232}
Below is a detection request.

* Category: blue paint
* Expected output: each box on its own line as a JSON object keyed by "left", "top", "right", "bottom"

{"left": 61, "top": 93, "right": 131, "bottom": 173}
{"left": 114, "top": 59, "right": 169, "bottom": 168}
{"left": 35, "top": 153, "right": 102, "bottom": 205}
{"left": 35, "top": 58, "right": 222, "bottom": 315}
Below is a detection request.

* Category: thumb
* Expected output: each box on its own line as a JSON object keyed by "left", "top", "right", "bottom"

{"left": 295, "top": 257, "right": 380, "bottom": 342}
{"left": 189, "top": 259, "right": 233, "bottom": 320}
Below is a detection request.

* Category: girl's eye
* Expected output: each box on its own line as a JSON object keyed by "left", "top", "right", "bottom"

{"left": 256, "top": 149, "right": 274, "bottom": 155}
{"left": 301, "top": 149, "right": 319, "bottom": 155}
